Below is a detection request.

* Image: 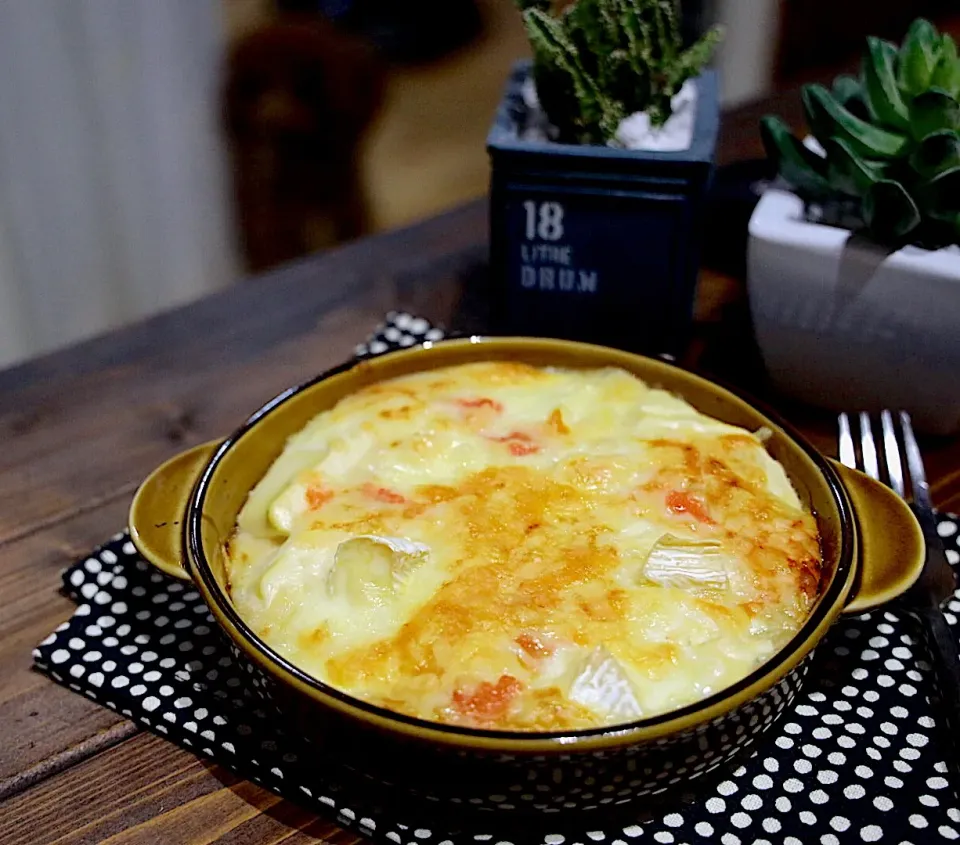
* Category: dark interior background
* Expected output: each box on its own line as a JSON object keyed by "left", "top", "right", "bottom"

{"left": 776, "top": 0, "right": 957, "bottom": 84}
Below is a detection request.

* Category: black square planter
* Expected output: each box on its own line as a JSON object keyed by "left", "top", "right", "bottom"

{"left": 487, "top": 61, "right": 719, "bottom": 355}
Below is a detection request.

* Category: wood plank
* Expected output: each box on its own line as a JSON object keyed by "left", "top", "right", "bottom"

{"left": 0, "top": 733, "right": 364, "bottom": 845}
{"left": 0, "top": 497, "right": 139, "bottom": 796}
{"left": 0, "top": 202, "right": 486, "bottom": 546}
{"left": 0, "top": 304, "right": 380, "bottom": 547}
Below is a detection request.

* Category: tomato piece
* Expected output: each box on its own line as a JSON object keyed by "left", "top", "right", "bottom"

{"left": 456, "top": 397, "right": 504, "bottom": 412}
{"left": 666, "top": 490, "right": 714, "bottom": 524}
{"left": 489, "top": 430, "right": 540, "bottom": 456}
{"left": 305, "top": 486, "right": 333, "bottom": 509}
{"left": 515, "top": 633, "right": 554, "bottom": 659}
{"left": 452, "top": 675, "right": 522, "bottom": 721}
{"left": 495, "top": 430, "right": 531, "bottom": 442}
{"left": 362, "top": 483, "right": 406, "bottom": 504}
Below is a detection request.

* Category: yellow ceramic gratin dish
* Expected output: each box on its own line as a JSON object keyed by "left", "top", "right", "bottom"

{"left": 129, "top": 337, "right": 924, "bottom": 815}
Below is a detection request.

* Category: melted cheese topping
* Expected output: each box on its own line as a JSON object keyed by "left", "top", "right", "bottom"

{"left": 226, "top": 363, "right": 821, "bottom": 731}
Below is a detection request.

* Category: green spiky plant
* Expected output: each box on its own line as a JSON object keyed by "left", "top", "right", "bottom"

{"left": 516, "top": 0, "right": 722, "bottom": 145}
{"left": 762, "top": 18, "right": 960, "bottom": 249}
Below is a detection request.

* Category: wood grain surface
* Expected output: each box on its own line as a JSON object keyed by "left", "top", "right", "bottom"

{"left": 1, "top": 90, "right": 958, "bottom": 844}
{"left": 0, "top": 497, "right": 134, "bottom": 798}
{"left": 0, "top": 733, "right": 363, "bottom": 845}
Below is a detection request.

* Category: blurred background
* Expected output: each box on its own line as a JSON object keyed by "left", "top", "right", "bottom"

{"left": 0, "top": 0, "right": 955, "bottom": 369}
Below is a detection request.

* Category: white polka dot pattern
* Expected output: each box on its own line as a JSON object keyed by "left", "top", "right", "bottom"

{"left": 31, "top": 315, "right": 960, "bottom": 844}
{"left": 354, "top": 311, "right": 449, "bottom": 360}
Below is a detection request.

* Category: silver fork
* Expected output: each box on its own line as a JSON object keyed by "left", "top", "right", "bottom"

{"left": 839, "top": 410, "right": 960, "bottom": 775}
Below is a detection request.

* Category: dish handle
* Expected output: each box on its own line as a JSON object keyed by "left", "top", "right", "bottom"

{"left": 128, "top": 440, "right": 221, "bottom": 582}
{"left": 832, "top": 460, "right": 925, "bottom": 614}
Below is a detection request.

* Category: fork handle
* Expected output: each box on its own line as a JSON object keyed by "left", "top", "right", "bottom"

{"left": 906, "top": 603, "right": 960, "bottom": 779}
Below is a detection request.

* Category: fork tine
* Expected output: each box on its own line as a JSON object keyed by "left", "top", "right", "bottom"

{"left": 881, "top": 410, "right": 905, "bottom": 498}
{"left": 900, "top": 411, "right": 932, "bottom": 510}
{"left": 838, "top": 413, "right": 856, "bottom": 469}
{"left": 859, "top": 411, "right": 880, "bottom": 479}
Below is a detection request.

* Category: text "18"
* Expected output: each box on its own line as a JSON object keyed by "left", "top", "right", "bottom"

{"left": 523, "top": 201, "right": 564, "bottom": 241}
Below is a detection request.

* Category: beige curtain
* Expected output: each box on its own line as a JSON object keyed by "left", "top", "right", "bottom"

{"left": 0, "top": 0, "right": 240, "bottom": 370}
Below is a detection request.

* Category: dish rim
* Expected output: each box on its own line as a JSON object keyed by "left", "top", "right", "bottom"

{"left": 185, "top": 336, "right": 855, "bottom": 748}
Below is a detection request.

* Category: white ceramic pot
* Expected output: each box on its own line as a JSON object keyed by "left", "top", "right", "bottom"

{"left": 747, "top": 188, "right": 960, "bottom": 435}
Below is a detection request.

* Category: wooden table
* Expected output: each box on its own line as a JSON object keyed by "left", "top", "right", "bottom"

{"left": 1, "top": 94, "right": 959, "bottom": 845}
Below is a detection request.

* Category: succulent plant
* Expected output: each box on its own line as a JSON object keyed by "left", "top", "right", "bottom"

{"left": 516, "top": 0, "right": 722, "bottom": 145}
{"left": 762, "top": 18, "right": 960, "bottom": 248}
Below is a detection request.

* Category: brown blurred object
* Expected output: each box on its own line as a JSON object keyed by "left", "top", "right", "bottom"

{"left": 775, "top": 0, "right": 955, "bottom": 86}
{"left": 223, "top": 14, "right": 385, "bottom": 272}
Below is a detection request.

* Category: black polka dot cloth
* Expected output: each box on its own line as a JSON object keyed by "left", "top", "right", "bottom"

{"left": 33, "top": 314, "right": 960, "bottom": 845}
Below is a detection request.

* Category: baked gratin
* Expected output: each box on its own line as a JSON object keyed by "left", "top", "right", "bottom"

{"left": 225, "top": 362, "right": 822, "bottom": 731}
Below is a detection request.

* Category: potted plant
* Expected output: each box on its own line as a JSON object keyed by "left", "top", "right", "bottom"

{"left": 750, "top": 18, "right": 960, "bottom": 435}
{"left": 487, "top": 0, "right": 721, "bottom": 355}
